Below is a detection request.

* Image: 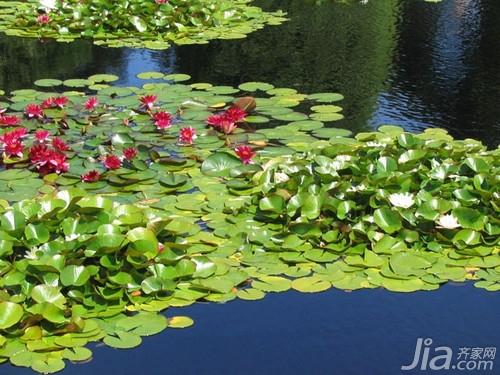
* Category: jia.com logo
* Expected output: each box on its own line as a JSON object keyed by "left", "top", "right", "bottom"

{"left": 401, "top": 338, "right": 496, "bottom": 371}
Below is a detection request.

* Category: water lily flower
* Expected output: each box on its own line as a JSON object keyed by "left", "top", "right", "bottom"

{"left": 225, "top": 107, "right": 247, "bottom": 123}
{"left": 178, "top": 127, "right": 196, "bottom": 145}
{"left": 152, "top": 111, "right": 173, "bottom": 129}
{"left": 35, "top": 129, "right": 50, "bottom": 142}
{"left": 53, "top": 96, "right": 68, "bottom": 109}
{"left": 29, "top": 144, "right": 69, "bottom": 174}
{"left": 24, "top": 104, "right": 44, "bottom": 119}
{"left": 103, "top": 154, "right": 122, "bottom": 170}
{"left": 42, "top": 96, "right": 68, "bottom": 109}
{"left": 0, "top": 128, "right": 27, "bottom": 151}
{"left": 37, "top": 14, "right": 50, "bottom": 25}
{"left": 123, "top": 147, "right": 138, "bottom": 161}
{"left": 155, "top": 0, "right": 168, "bottom": 4}
{"left": 207, "top": 107, "right": 246, "bottom": 135}
{"left": 81, "top": 170, "right": 101, "bottom": 182}
{"left": 235, "top": 145, "right": 256, "bottom": 164}
{"left": 436, "top": 214, "right": 461, "bottom": 229}
{"left": 3, "top": 141, "right": 24, "bottom": 158}
{"left": 52, "top": 137, "right": 69, "bottom": 151}
{"left": 0, "top": 115, "right": 21, "bottom": 127}
{"left": 84, "top": 97, "right": 99, "bottom": 111}
{"left": 139, "top": 95, "right": 157, "bottom": 111}
{"left": 388, "top": 192, "right": 415, "bottom": 209}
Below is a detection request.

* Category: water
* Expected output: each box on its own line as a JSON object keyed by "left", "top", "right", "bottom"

{"left": 1, "top": 0, "right": 499, "bottom": 373}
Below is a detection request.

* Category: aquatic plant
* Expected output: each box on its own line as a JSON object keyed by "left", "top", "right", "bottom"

{"left": 0, "top": 0, "right": 287, "bottom": 49}
{"left": 0, "top": 72, "right": 498, "bottom": 373}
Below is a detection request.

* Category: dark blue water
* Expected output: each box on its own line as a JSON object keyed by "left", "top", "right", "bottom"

{"left": 7, "top": 284, "right": 500, "bottom": 375}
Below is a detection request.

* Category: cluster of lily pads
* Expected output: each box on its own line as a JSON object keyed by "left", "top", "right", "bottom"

{"left": 0, "top": 72, "right": 498, "bottom": 373}
{"left": 0, "top": 0, "right": 287, "bottom": 49}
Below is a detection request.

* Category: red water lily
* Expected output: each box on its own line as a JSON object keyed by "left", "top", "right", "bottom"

{"left": 178, "top": 127, "right": 197, "bottom": 145}
{"left": 207, "top": 107, "right": 246, "bottom": 135}
{"left": 3, "top": 142, "right": 24, "bottom": 158}
{"left": 25, "top": 104, "right": 44, "bottom": 119}
{"left": 235, "top": 145, "right": 256, "bottom": 164}
{"left": 225, "top": 107, "right": 247, "bottom": 123}
{"left": 84, "top": 97, "right": 99, "bottom": 111}
{"left": 103, "top": 154, "right": 122, "bottom": 170}
{"left": 54, "top": 96, "right": 69, "bottom": 109}
{"left": 35, "top": 130, "right": 50, "bottom": 142}
{"left": 81, "top": 170, "right": 101, "bottom": 182}
{"left": 1, "top": 128, "right": 26, "bottom": 158}
{"left": 0, "top": 115, "right": 21, "bottom": 127}
{"left": 42, "top": 96, "right": 68, "bottom": 109}
{"left": 52, "top": 137, "right": 69, "bottom": 152}
{"left": 139, "top": 95, "right": 157, "bottom": 111}
{"left": 152, "top": 111, "right": 173, "bottom": 129}
{"left": 123, "top": 147, "right": 138, "bottom": 161}
{"left": 29, "top": 144, "right": 69, "bottom": 174}
{"left": 155, "top": 0, "right": 168, "bottom": 4}
{"left": 37, "top": 14, "right": 50, "bottom": 25}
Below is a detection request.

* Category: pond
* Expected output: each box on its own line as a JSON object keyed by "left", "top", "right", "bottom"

{"left": 1, "top": 0, "right": 499, "bottom": 374}
{"left": 1, "top": 0, "right": 500, "bottom": 147}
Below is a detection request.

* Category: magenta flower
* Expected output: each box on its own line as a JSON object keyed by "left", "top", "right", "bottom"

{"left": 81, "top": 170, "right": 101, "bottom": 183}
{"left": 235, "top": 145, "right": 256, "bottom": 164}
{"left": 139, "top": 95, "right": 157, "bottom": 111}
{"left": 103, "top": 154, "right": 122, "bottom": 170}
{"left": 4, "top": 142, "right": 23, "bottom": 158}
{"left": 35, "top": 130, "right": 50, "bottom": 142}
{"left": 84, "top": 97, "right": 99, "bottom": 111}
{"left": 25, "top": 104, "right": 44, "bottom": 119}
{"left": 225, "top": 107, "right": 247, "bottom": 123}
{"left": 0, "top": 115, "right": 21, "bottom": 127}
{"left": 0, "top": 128, "right": 26, "bottom": 158}
{"left": 123, "top": 147, "right": 138, "bottom": 161}
{"left": 52, "top": 137, "right": 69, "bottom": 152}
{"left": 29, "top": 144, "right": 69, "bottom": 174}
{"left": 178, "top": 127, "right": 197, "bottom": 145}
{"left": 206, "top": 107, "right": 246, "bottom": 135}
{"left": 37, "top": 14, "right": 50, "bottom": 25}
{"left": 152, "top": 111, "right": 173, "bottom": 130}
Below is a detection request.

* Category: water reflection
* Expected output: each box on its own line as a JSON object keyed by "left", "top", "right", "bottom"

{"left": 0, "top": 0, "right": 499, "bottom": 146}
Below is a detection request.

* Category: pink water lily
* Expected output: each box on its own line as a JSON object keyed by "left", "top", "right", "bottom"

{"left": 25, "top": 104, "right": 44, "bottom": 119}
{"left": 84, "top": 97, "right": 99, "bottom": 111}
{"left": 178, "top": 127, "right": 197, "bottom": 145}
{"left": 42, "top": 96, "right": 68, "bottom": 109}
{"left": 1, "top": 128, "right": 27, "bottom": 158}
{"left": 235, "top": 145, "right": 256, "bottom": 164}
{"left": 37, "top": 14, "right": 50, "bottom": 25}
{"left": 103, "top": 154, "right": 122, "bottom": 170}
{"left": 152, "top": 111, "right": 173, "bottom": 129}
{"left": 52, "top": 137, "right": 69, "bottom": 152}
{"left": 0, "top": 115, "right": 21, "bottom": 127}
{"left": 207, "top": 106, "right": 246, "bottom": 135}
{"left": 81, "top": 170, "right": 101, "bottom": 182}
{"left": 29, "top": 144, "right": 69, "bottom": 174}
{"left": 139, "top": 95, "right": 157, "bottom": 111}
{"left": 123, "top": 147, "right": 138, "bottom": 161}
{"left": 35, "top": 130, "right": 50, "bottom": 142}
